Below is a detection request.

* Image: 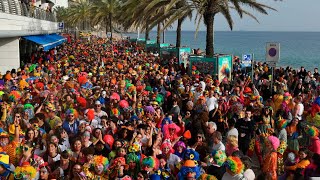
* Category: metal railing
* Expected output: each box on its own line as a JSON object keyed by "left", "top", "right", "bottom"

{"left": 0, "top": 0, "right": 57, "bottom": 22}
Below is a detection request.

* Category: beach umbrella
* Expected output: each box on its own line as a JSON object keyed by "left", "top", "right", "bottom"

{"left": 110, "top": 92, "right": 120, "bottom": 101}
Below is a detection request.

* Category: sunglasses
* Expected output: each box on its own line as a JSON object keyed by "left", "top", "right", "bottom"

{"left": 22, "top": 146, "right": 29, "bottom": 151}
{"left": 197, "top": 136, "right": 202, "bottom": 139}
{"left": 69, "top": 114, "right": 74, "bottom": 117}
{"left": 15, "top": 115, "right": 21, "bottom": 118}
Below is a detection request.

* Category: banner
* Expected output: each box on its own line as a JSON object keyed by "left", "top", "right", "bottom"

{"left": 179, "top": 47, "right": 191, "bottom": 68}
{"left": 160, "top": 43, "right": 170, "bottom": 48}
{"left": 189, "top": 56, "right": 217, "bottom": 75}
{"left": 145, "top": 40, "right": 158, "bottom": 53}
{"left": 160, "top": 47, "right": 178, "bottom": 65}
{"left": 218, "top": 55, "right": 232, "bottom": 82}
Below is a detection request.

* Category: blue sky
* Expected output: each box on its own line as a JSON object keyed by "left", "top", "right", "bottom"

{"left": 165, "top": 0, "right": 320, "bottom": 32}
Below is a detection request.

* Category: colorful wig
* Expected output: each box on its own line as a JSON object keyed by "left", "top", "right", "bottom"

{"left": 307, "top": 126, "right": 319, "bottom": 137}
{"left": 277, "top": 119, "right": 288, "bottom": 129}
{"left": 142, "top": 156, "right": 156, "bottom": 170}
{"left": 85, "top": 109, "right": 95, "bottom": 121}
{"left": 126, "top": 153, "right": 140, "bottom": 164}
{"left": 76, "top": 96, "right": 87, "bottom": 109}
{"left": 161, "top": 140, "right": 174, "bottom": 154}
{"left": 174, "top": 141, "right": 186, "bottom": 151}
{"left": 268, "top": 136, "right": 280, "bottom": 151}
{"left": 93, "top": 155, "right": 109, "bottom": 170}
{"left": 65, "top": 108, "right": 78, "bottom": 118}
{"left": 225, "top": 156, "right": 244, "bottom": 175}
{"left": 14, "top": 162, "right": 37, "bottom": 179}
{"left": 211, "top": 150, "right": 227, "bottom": 166}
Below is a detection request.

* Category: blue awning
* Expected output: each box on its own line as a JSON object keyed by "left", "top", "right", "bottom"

{"left": 23, "top": 34, "right": 66, "bottom": 51}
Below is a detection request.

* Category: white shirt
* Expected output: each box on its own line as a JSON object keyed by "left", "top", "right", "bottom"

{"left": 296, "top": 103, "right": 304, "bottom": 120}
{"left": 212, "top": 141, "right": 226, "bottom": 152}
{"left": 244, "top": 169, "right": 255, "bottom": 180}
{"left": 206, "top": 96, "right": 218, "bottom": 112}
{"left": 94, "top": 110, "right": 108, "bottom": 124}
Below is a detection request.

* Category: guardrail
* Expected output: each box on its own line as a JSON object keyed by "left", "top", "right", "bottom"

{"left": 0, "top": 0, "right": 56, "bottom": 22}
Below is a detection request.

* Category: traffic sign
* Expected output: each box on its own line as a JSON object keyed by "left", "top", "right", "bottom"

{"left": 58, "top": 22, "right": 64, "bottom": 30}
{"left": 266, "top": 42, "right": 280, "bottom": 62}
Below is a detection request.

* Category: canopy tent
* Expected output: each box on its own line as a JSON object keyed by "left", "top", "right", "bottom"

{"left": 23, "top": 34, "right": 66, "bottom": 51}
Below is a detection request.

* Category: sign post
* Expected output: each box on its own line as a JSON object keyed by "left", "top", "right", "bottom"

{"left": 266, "top": 42, "right": 280, "bottom": 94}
{"left": 242, "top": 54, "right": 253, "bottom": 79}
{"left": 58, "top": 22, "right": 64, "bottom": 31}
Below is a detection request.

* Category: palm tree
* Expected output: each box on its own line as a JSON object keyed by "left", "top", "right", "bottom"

{"left": 142, "top": 0, "right": 193, "bottom": 47}
{"left": 193, "top": 0, "right": 275, "bottom": 57}
{"left": 90, "top": 0, "right": 121, "bottom": 40}
{"left": 66, "top": 0, "right": 92, "bottom": 30}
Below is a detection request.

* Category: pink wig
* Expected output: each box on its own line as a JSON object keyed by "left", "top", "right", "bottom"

{"left": 268, "top": 136, "right": 280, "bottom": 151}
{"left": 163, "top": 123, "right": 181, "bottom": 140}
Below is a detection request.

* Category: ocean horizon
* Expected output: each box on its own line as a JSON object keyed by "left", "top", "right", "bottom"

{"left": 124, "top": 31, "right": 320, "bottom": 71}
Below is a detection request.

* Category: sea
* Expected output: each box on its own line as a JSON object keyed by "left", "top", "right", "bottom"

{"left": 124, "top": 31, "right": 320, "bottom": 71}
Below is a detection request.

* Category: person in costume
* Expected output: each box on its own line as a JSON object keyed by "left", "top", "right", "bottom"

{"left": 13, "top": 162, "right": 37, "bottom": 180}
{"left": 306, "top": 125, "right": 320, "bottom": 155}
{"left": 286, "top": 117, "right": 302, "bottom": 154}
{"left": 285, "top": 148, "right": 310, "bottom": 179}
{"left": 108, "top": 157, "right": 131, "bottom": 179}
{"left": 38, "top": 163, "right": 52, "bottom": 180}
{"left": 18, "top": 141, "right": 44, "bottom": 169}
{"left": 125, "top": 153, "right": 141, "bottom": 179}
{"left": 0, "top": 153, "right": 14, "bottom": 179}
{"left": 161, "top": 140, "right": 180, "bottom": 170}
{"left": 83, "top": 155, "right": 109, "bottom": 180}
{"left": 177, "top": 160, "right": 201, "bottom": 180}
{"left": 62, "top": 108, "right": 80, "bottom": 138}
{"left": 262, "top": 136, "right": 280, "bottom": 180}
{"left": 276, "top": 118, "right": 288, "bottom": 175}
{"left": 203, "top": 150, "right": 227, "bottom": 180}
{"left": 222, "top": 156, "right": 245, "bottom": 180}
{"left": 0, "top": 116, "right": 20, "bottom": 165}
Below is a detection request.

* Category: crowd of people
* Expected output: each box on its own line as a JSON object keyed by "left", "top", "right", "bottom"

{"left": 0, "top": 35, "right": 319, "bottom": 180}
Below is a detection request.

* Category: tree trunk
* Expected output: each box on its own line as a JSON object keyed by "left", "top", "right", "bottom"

{"left": 105, "top": 17, "right": 108, "bottom": 36}
{"left": 145, "top": 21, "right": 149, "bottom": 41}
{"left": 156, "top": 23, "right": 161, "bottom": 44}
{"left": 176, "top": 18, "right": 183, "bottom": 48}
{"left": 204, "top": 14, "right": 214, "bottom": 57}
{"left": 109, "top": 13, "right": 113, "bottom": 41}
